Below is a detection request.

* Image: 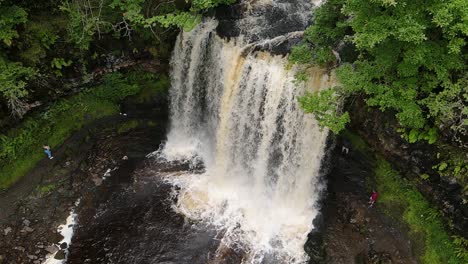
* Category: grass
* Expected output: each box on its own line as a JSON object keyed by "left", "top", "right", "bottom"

{"left": 375, "top": 159, "right": 465, "bottom": 263}
{"left": 342, "top": 130, "right": 468, "bottom": 264}
{"left": 116, "top": 119, "right": 141, "bottom": 134}
{"left": 131, "top": 72, "right": 169, "bottom": 104}
{"left": 0, "top": 71, "right": 168, "bottom": 190}
{"left": 0, "top": 97, "right": 119, "bottom": 189}
{"left": 37, "top": 183, "right": 57, "bottom": 194}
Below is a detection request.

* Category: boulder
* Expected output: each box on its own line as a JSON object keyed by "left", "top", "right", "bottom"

{"left": 370, "top": 252, "right": 393, "bottom": 264}
{"left": 3, "top": 227, "right": 12, "bottom": 236}
{"left": 14, "top": 246, "right": 25, "bottom": 252}
{"left": 54, "top": 250, "right": 66, "bottom": 260}
{"left": 23, "top": 219, "right": 31, "bottom": 226}
{"left": 23, "top": 226, "right": 34, "bottom": 233}
{"left": 45, "top": 245, "right": 58, "bottom": 254}
{"left": 49, "top": 232, "right": 64, "bottom": 243}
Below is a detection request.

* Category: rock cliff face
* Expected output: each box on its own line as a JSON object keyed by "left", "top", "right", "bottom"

{"left": 304, "top": 137, "right": 422, "bottom": 263}
{"left": 347, "top": 97, "right": 467, "bottom": 237}
{"left": 214, "top": 0, "right": 317, "bottom": 54}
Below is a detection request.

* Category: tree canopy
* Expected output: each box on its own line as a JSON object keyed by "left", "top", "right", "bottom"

{"left": 0, "top": 0, "right": 234, "bottom": 120}
{"left": 290, "top": 0, "right": 468, "bottom": 145}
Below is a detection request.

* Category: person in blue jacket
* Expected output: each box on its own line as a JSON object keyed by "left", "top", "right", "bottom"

{"left": 43, "top": 145, "right": 54, "bottom": 159}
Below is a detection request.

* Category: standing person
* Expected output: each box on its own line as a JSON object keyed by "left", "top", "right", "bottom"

{"left": 368, "top": 190, "right": 378, "bottom": 208}
{"left": 43, "top": 145, "right": 54, "bottom": 159}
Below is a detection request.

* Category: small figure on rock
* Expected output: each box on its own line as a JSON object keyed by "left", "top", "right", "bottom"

{"left": 43, "top": 145, "right": 54, "bottom": 159}
{"left": 341, "top": 146, "right": 349, "bottom": 154}
{"left": 368, "top": 190, "right": 378, "bottom": 208}
{"left": 341, "top": 138, "right": 351, "bottom": 155}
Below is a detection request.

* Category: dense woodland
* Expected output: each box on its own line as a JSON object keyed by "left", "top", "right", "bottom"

{"left": 290, "top": 0, "right": 467, "bottom": 147}
{"left": 288, "top": 0, "right": 468, "bottom": 195}
{"left": 0, "top": 0, "right": 233, "bottom": 124}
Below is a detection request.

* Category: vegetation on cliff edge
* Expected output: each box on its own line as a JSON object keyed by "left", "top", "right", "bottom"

{"left": 0, "top": 71, "right": 168, "bottom": 190}
{"left": 344, "top": 131, "right": 468, "bottom": 264}
{"left": 290, "top": 0, "right": 467, "bottom": 148}
{"left": 0, "top": 0, "right": 232, "bottom": 122}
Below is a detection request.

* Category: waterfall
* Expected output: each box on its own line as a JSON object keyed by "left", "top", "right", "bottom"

{"left": 157, "top": 2, "right": 335, "bottom": 263}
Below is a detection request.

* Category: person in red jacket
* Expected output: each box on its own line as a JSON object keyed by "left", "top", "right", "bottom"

{"left": 368, "top": 190, "right": 378, "bottom": 208}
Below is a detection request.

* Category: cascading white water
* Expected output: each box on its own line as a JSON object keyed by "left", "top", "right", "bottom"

{"left": 157, "top": 2, "right": 335, "bottom": 263}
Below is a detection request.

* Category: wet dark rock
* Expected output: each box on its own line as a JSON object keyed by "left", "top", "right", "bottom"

{"left": 0, "top": 86, "right": 169, "bottom": 263}
{"left": 347, "top": 97, "right": 468, "bottom": 237}
{"left": 309, "top": 142, "right": 419, "bottom": 263}
{"left": 22, "top": 226, "right": 34, "bottom": 233}
{"left": 49, "top": 232, "right": 64, "bottom": 243}
{"left": 60, "top": 242, "right": 67, "bottom": 249}
{"left": 45, "top": 245, "right": 58, "bottom": 254}
{"left": 369, "top": 251, "right": 393, "bottom": 264}
{"left": 357, "top": 251, "right": 393, "bottom": 264}
{"left": 304, "top": 214, "right": 326, "bottom": 263}
{"left": 215, "top": 0, "right": 313, "bottom": 52}
{"left": 3, "top": 227, "right": 12, "bottom": 235}
{"left": 23, "top": 219, "right": 30, "bottom": 226}
{"left": 14, "top": 246, "right": 25, "bottom": 252}
{"left": 54, "top": 249, "right": 66, "bottom": 260}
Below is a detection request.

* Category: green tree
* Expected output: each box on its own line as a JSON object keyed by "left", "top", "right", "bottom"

{"left": 299, "top": 88, "right": 350, "bottom": 134}
{"left": 0, "top": 4, "right": 28, "bottom": 46}
{"left": 111, "top": 0, "right": 236, "bottom": 32}
{"left": 290, "top": 0, "right": 468, "bottom": 141}
{"left": 0, "top": 56, "right": 36, "bottom": 117}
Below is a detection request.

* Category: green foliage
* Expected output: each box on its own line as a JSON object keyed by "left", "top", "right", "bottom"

{"left": 60, "top": 1, "right": 111, "bottom": 50}
{"left": 37, "top": 183, "right": 57, "bottom": 194}
{"left": 343, "top": 131, "right": 466, "bottom": 264}
{"left": 420, "top": 174, "right": 430, "bottom": 180}
{"left": 116, "top": 119, "right": 140, "bottom": 134}
{"left": 375, "top": 159, "right": 466, "bottom": 264}
{"left": 111, "top": 0, "right": 235, "bottom": 32}
{"left": 51, "top": 58, "right": 72, "bottom": 69}
{"left": 293, "top": 71, "right": 309, "bottom": 85}
{"left": 399, "top": 127, "right": 438, "bottom": 144}
{"left": 0, "top": 56, "right": 37, "bottom": 117}
{"left": 191, "top": 0, "right": 236, "bottom": 11}
{"left": 51, "top": 58, "right": 73, "bottom": 76}
{"left": 0, "top": 72, "right": 143, "bottom": 189}
{"left": 0, "top": 5, "right": 28, "bottom": 45}
{"left": 290, "top": 0, "right": 468, "bottom": 144}
{"left": 130, "top": 72, "right": 170, "bottom": 103}
{"left": 289, "top": 44, "right": 315, "bottom": 64}
{"left": 146, "top": 12, "right": 202, "bottom": 32}
{"left": 17, "top": 20, "right": 59, "bottom": 65}
{"left": 452, "top": 236, "right": 468, "bottom": 261}
{"left": 289, "top": 0, "right": 348, "bottom": 67}
{"left": 303, "top": 0, "right": 348, "bottom": 47}
{"left": 431, "top": 146, "right": 468, "bottom": 185}
{"left": 0, "top": 0, "right": 179, "bottom": 118}
{"left": 299, "top": 88, "right": 350, "bottom": 134}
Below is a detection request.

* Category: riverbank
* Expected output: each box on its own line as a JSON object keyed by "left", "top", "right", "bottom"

{"left": 306, "top": 134, "right": 419, "bottom": 264}
{"left": 306, "top": 130, "right": 467, "bottom": 263}
{"left": 0, "top": 70, "right": 168, "bottom": 190}
{"left": 0, "top": 69, "right": 169, "bottom": 263}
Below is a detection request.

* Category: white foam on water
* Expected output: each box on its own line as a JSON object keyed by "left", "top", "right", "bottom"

{"left": 43, "top": 199, "right": 80, "bottom": 264}
{"left": 156, "top": 1, "right": 335, "bottom": 262}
